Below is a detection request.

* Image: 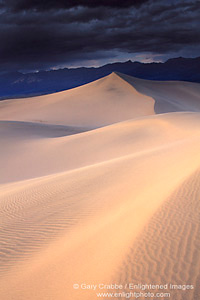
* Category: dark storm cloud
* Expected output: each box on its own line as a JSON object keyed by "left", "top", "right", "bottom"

{"left": 2, "top": 0, "right": 149, "bottom": 11}
{"left": 0, "top": 0, "right": 199, "bottom": 72}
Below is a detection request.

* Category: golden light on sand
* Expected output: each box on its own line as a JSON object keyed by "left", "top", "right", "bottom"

{"left": 0, "top": 73, "right": 200, "bottom": 300}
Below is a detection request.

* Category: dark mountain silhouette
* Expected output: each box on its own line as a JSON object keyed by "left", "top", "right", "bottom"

{"left": 1, "top": 57, "right": 200, "bottom": 99}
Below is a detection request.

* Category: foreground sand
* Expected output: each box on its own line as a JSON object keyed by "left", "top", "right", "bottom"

{"left": 0, "top": 73, "right": 200, "bottom": 300}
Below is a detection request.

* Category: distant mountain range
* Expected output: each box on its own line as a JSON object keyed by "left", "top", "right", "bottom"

{"left": 1, "top": 57, "right": 200, "bottom": 99}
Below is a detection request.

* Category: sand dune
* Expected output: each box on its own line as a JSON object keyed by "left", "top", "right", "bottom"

{"left": 0, "top": 72, "right": 155, "bottom": 127}
{"left": 1, "top": 112, "right": 200, "bottom": 184}
{"left": 1, "top": 72, "right": 200, "bottom": 127}
{"left": 0, "top": 72, "right": 200, "bottom": 300}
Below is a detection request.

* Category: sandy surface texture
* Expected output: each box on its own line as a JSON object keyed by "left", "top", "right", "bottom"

{"left": 0, "top": 72, "right": 200, "bottom": 300}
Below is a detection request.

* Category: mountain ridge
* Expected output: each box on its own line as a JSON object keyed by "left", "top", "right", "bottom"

{"left": 1, "top": 57, "right": 200, "bottom": 99}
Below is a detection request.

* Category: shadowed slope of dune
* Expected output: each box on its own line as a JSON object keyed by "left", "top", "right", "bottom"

{"left": 0, "top": 120, "right": 89, "bottom": 139}
{"left": 115, "top": 71, "right": 200, "bottom": 113}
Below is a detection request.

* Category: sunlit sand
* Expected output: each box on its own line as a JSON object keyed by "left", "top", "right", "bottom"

{"left": 0, "top": 72, "right": 200, "bottom": 300}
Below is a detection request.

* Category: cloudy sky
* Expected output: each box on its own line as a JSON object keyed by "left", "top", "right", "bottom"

{"left": 0, "top": 0, "right": 199, "bottom": 72}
